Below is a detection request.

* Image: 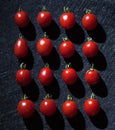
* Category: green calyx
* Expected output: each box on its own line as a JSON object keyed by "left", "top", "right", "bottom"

{"left": 44, "top": 94, "right": 52, "bottom": 99}
{"left": 90, "top": 64, "right": 95, "bottom": 70}
{"left": 86, "top": 9, "right": 92, "bottom": 14}
{"left": 90, "top": 93, "right": 95, "bottom": 99}
{"left": 63, "top": 7, "right": 69, "bottom": 12}
{"left": 65, "top": 63, "right": 72, "bottom": 69}
{"left": 67, "top": 95, "right": 73, "bottom": 100}
{"left": 20, "top": 63, "right": 26, "bottom": 69}
{"left": 42, "top": 6, "right": 47, "bottom": 11}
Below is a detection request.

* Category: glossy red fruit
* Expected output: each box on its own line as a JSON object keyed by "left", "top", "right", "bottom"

{"left": 59, "top": 7, "right": 76, "bottom": 29}
{"left": 84, "top": 93, "right": 100, "bottom": 116}
{"left": 62, "top": 63, "right": 78, "bottom": 85}
{"left": 82, "top": 9, "right": 98, "bottom": 31}
{"left": 16, "top": 63, "right": 32, "bottom": 87}
{"left": 37, "top": 7, "right": 52, "bottom": 28}
{"left": 59, "top": 38, "right": 75, "bottom": 58}
{"left": 38, "top": 64, "right": 53, "bottom": 86}
{"left": 82, "top": 38, "right": 98, "bottom": 58}
{"left": 36, "top": 33, "right": 53, "bottom": 57}
{"left": 39, "top": 94, "right": 56, "bottom": 116}
{"left": 17, "top": 95, "right": 35, "bottom": 118}
{"left": 14, "top": 9, "right": 29, "bottom": 28}
{"left": 62, "top": 95, "right": 78, "bottom": 118}
{"left": 14, "top": 35, "right": 28, "bottom": 58}
{"left": 85, "top": 64, "right": 100, "bottom": 86}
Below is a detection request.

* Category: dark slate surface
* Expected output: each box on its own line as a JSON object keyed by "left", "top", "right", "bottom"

{"left": 0, "top": 0, "right": 115, "bottom": 130}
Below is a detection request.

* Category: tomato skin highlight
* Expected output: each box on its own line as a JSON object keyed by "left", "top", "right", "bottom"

{"left": 84, "top": 99, "right": 100, "bottom": 116}
{"left": 14, "top": 11, "right": 30, "bottom": 28}
{"left": 17, "top": 99, "right": 35, "bottom": 118}
{"left": 14, "top": 38, "right": 28, "bottom": 58}
{"left": 38, "top": 67, "right": 53, "bottom": 86}
{"left": 85, "top": 69, "right": 100, "bottom": 86}
{"left": 82, "top": 41, "right": 98, "bottom": 58}
{"left": 16, "top": 69, "right": 32, "bottom": 87}
{"left": 59, "top": 40, "right": 75, "bottom": 58}
{"left": 59, "top": 12, "right": 76, "bottom": 29}
{"left": 62, "top": 68, "right": 78, "bottom": 85}
{"left": 36, "top": 38, "right": 53, "bottom": 57}
{"left": 62, "top": 100, "right": 78, "bottom": 118}
{"left": 82, "top": 13, "right": 98, "bottom": 31}
{"left": 40, "top": 99, "right": 56, "bottom": 116}
{"left": 37, "top": 11, "right": 52, "bottom": 28}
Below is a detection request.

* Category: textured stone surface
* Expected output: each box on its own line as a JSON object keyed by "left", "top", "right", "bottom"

{"left": 0, "top": 0, "right": 115, "bottom": 130}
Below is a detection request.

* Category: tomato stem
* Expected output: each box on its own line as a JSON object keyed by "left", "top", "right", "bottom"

{"left": 67, "top": 95, "right": 73, "bottom": 100}
{"left": 43, "top": 32, "right": 48, "bottom": 38}
{"left": 18, "top": 7, "right": 23, "bottom": 12}
{"left": 44, "top": 94, "right": 52, "bottom": 99}
{"left": 63, "top": 7, "right": 69, "bottom": 12}
{"left": 20, "top": 63, "right": 26, "bottom": 69}
{"left": 86, "top": 9, "right": 92, "bottom": 14}
{"left": 44, "top": 63, "right": 49, "bottom": 68}
{"left": 65, "top": 63, "right": 72, "bottom": 68}
{"left": 23, "top": 94, "right": 28, "bottom": 100}
{"left": 42, "top": 6, "right": 47, "bottom": 11}
{"left": 90, "top": 63, "right": 94, "bottom": 70}
{"left": 19, "top": 33, "right": 23, "bottom": 39}
{"left": 62, "top": 37, "right": 69, "bottom": 41}
{"left": 90, "top": 93, "right": 95, "bottom": 99}
{"left": 87, "top": 37, "right": 92, "bottom": 41}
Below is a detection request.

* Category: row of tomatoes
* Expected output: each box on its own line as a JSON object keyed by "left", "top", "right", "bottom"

{"left": 18, "top": 93, "right": 100, "bottom": 119}
{"left": 14, "top": 7, "right": 98, "bottom": 31}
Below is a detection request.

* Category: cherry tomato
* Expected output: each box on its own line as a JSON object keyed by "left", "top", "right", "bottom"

{"left": 62, "top": 95, "right": 78, "bottom": 118}
{"left": 84, "top": 93, "right": 100, "bottom": 116}
{"left": 82, "top": 9, "right": 98, "bottom": 31}
{"left": 39, "top": 94, "right": 56, "bottom": 116}
{"left": 38, "top": 65, "right": 53, "bottom": 86}
{"left": 62, "top": 64, "right": 78, "bottom": 85}
{"left": 59, "top": 38, "right": 75, "bottom": 58}
{"left": 59, "top": 7, "right": 76, "bottom": 29}
{"left": 16, "top": 63, "right": 32, "bottom": 87}
{"left": 17, "top": 95, "right": 35, "bottom": 118}
{"left": 14, "top": 9, "right": 29, "bottom": 28}
{"left": 82, "top": 38, "right": 98, "bottom": 58}
{"left": 85, "top": 64, "right": 100, "bottom": 86}
{"left": 14, "top": 35, "right": 28, "bottom": 58}
{"left": 37, "top": 7, "right": 52, "bottom": 28}
{"left": 36, "top": 34, "right": 53, "bottom": 57}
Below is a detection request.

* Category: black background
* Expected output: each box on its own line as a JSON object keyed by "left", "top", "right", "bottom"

{"left": 0, "top": 0, "right": 115, "bottom": 130}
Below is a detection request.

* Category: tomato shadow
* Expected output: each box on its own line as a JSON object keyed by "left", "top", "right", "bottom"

{"left": 44, "top": 77, "right": 60, "bottom": 99}
{"left": 88, "top": 51, "right": 107, "bottom": 71}
{"left": 18, "top": 48, "right": 34, "bottom": 70}
{"left": 19, "top": 21, "right": 36, "bottom": 41}
{"left": 21, "top": 79, "right": 39, "bottom": 102}
{"left": 67, "top": 77, "right": 85, "bottom": 98}
{"left": 66, "top": 23, "right": 85, "bottom": 44}
{"left": 87, "top": 23, "right": 106, "bottom": 43}
{"left": 68, "top": 110, "right": 86, "bottom": 130}
{"left": 89, "top": 108, "right": 108, "bottom": 129}
{"left": 64, "top": 51, "right": 83, "bottom": 71}
{"left": 45, "top": 109, "right": 65, "bottom": 130}
{"left": 23, "top": 110, "right": 43, "bottom": 130}
{"left": 90, "top": 77, "right": 108, "bottom": 97}
{"left": 42, "top": 47, "right": 60, "bottom": 70}
{"left": 42, "top": 20, "right": 60, "bottom": 40}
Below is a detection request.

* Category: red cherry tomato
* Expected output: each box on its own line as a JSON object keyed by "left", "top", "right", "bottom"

{"left": 59, "top": 7, "right": 76, "bottom": 29}
{"left": 36, "top": 35, "right": 53, "bottom": 57}
{"left": 16, "top": 63, "right": 32, "bottom": 87}
{"left": 38, "top": 65, "right": 53, "bottom": 86}
{"left": 82, "top": 10, "right": 98, "bottom": 31}
{"left": 84, "top": 93, "right": 100, "bottom": 116}
{"left": 39, "top": 95, "right": 56, "bottom": 116}
{"left": 62, "top": 95, "right": 78, "bottom": 118}
{"left": 59, "top": 38, "right": 75, "bottom": 58}
{"left": 85, "top": 64, "right": 100, "bottom": 86}
{"left": 82, "top": 38, "right": 98, "bottom": 58}
{"left": 14, "top": 10, "right": 29, "bottom": 28}
{"left": 62, "top": 64, "right": 78, "bottom": 85}
{"left": 37, "top": 7, "right": 52, "bottom": 28}
{"left": 17, "top": 96, "right": 35, "bottom": 118}
{"left": 14, "top": 36, "right": 28, "bottom": 58}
